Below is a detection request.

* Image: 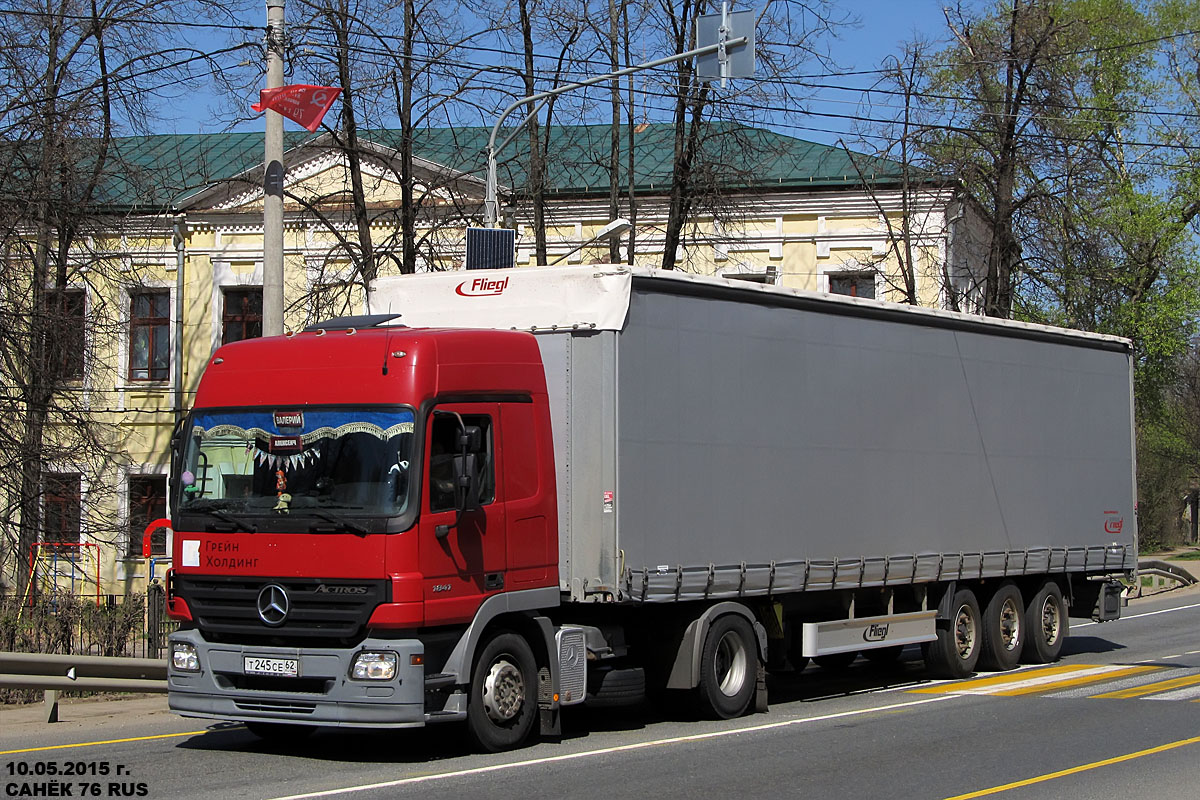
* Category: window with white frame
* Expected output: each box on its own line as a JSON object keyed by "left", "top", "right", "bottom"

{"left": 827, "top": 271, "right": 877, "bottom": 299}
{"left": 221, "top": 286, "right": 263, "bottom": 344}
{"left": 129, "top": 289, "right": 170, "bottom": 381}
{"left": 46, "top": 288, "right": 86, "bottom": 381}
{"left": 127, "top": 475, "right": 167, "bottom": 558}
{"left": 43, "top": 472, "right": 82, "bottom": 548}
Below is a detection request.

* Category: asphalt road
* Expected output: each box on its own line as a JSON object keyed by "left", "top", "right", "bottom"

{"left": 3, "top": 588, "right": 1200, "bottom": 800}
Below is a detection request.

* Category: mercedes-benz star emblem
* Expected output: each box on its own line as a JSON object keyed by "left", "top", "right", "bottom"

{"left": 256, "top": 584, "right": 290, "bottom": 627}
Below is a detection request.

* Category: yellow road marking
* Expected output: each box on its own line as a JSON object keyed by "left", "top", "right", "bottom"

{"left": 991, "top": 665, "right": 1159, "bottom": 696}
{"left": 1091, "top": 672, "right": 1200, "bottom": 699}
{"left": 0, "top": 730, "right": 209, "bottom": 756}
{"left": 943, "top": 735, "right": 1200, "bottom": 799}
{"left": 910, "top": 664, "right": 1083, "bottom": 694}
{"left": 911, "top": 664, "right": 1158, "bottom": 696}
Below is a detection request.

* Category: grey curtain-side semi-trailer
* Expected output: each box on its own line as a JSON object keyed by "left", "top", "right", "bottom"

{"left": 162, "top": 266, "right": 1134, "bottom": 751}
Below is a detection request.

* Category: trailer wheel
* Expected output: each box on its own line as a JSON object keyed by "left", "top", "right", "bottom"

{"left": 467, "top": 631, "right": 538, "bottom": 752}
{"left": 923, "top": 587, "right": 981, "bottom": 679}
{"left": 697, "top": 614, "right": 757, "bottom": 719}
{"left": 979, "top": 582, "right": 1024, "bottom": 671}
{"left": 245, "top": 722, "right": 314, "bottom": 743}
{"left": 1021, "top": 581, "right": 1067, "bottom": 664}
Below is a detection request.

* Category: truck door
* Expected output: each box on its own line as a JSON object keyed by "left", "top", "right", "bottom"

{"left": 418, "top": 403, "right": 507, "bottom": 625}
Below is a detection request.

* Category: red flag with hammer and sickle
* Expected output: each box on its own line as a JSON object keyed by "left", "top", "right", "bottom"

{"left": 252, "top": 85, "right": 342, "bottom": 132}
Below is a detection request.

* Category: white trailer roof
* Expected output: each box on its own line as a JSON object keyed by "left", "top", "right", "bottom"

{"left": 367, "top": 265, "right": 1131, "bottom": 349}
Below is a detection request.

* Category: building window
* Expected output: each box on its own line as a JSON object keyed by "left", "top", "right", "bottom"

{"left": 222, "top": 287, "right": 263, "bottom": 344}
{"left": 43, "top": 473, "right": 81, "bottom": 548}
{"left": 128, "top": 475, "right": 167, "bottom": 558}
{"left": 829, "top": 272, "right": 876, "bottom": 299}
{"left": 129, "top": 290, "right": 170, "bottom": 381}
{"left": 47, "top": 288, "right": 86, "bottom": 380}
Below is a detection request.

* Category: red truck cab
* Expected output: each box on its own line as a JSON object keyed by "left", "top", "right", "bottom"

{"left": 166, "top": 317, "right": 560, "bottom": 748}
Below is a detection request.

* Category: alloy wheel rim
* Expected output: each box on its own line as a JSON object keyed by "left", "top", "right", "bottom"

{"left": 715, "top": 630, "right": 748, "bottom": 697}
{"left": 954, "top": 604, "right": 977, "bottom": 660}
{"left": 482, "top": 658, "right": 525, "bottom": 723}
{"left": 1040, "top": 596, "right": 1061, "bottom": 646}
{"left": 999, "top": 597, "right": 1022, "bottom": 651}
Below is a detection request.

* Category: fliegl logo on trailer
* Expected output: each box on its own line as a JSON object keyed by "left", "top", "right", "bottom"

{"left": 456, "top": 276, "right": 510, "bottom": 297}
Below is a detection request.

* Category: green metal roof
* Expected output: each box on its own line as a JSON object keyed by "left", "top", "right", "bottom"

{"left": 89, "top": 123, "right": 917, "bottom": 212}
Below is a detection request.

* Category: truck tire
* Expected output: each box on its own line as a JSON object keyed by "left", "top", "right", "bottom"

{"left": 466, "top": 631, "right": 538, "bottom": 752}
{"left": 923, "top": 587, "right": 981, "bottom": 679}
{"left": 1022, "top": 580, "right": 1067, "bottom": 664}
{"left": 587, "top": 666, "right": 646, "bottom": 708}
{"left": 978, "top": 582, "right": 1024, "bottom": 672}
{"left": 244, "top": 722, "right": 314, "bottom": 742}
{"left": 697, "top": 614, "right": 757, "bottom": 719}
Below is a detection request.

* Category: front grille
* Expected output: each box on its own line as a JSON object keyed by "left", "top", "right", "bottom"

{"left": 174, "top": 575, "right": 388, "bottom": 645}
{"left": 234, "top": 699, "right": 316, "bottom": 715}
{"left": 216, "top": 674, "right": 332, "bottom": 694}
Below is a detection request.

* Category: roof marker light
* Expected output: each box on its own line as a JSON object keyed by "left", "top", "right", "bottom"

{"left": 346, "top": 328, "right": 357, "bottom": 335}
{"left": 392, "top": 351, "right": 407, "bottom": 358}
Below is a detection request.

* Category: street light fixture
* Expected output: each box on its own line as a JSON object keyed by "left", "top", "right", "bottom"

{"left": 550, "top": 218, "right": 632, "bottom": 265}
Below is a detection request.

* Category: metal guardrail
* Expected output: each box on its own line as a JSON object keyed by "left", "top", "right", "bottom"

{"left": 1135, "top": 559, "right": 1199, "bottom": 596}
{"left": 0, "top": 651, "right": 167, "bottom": 722}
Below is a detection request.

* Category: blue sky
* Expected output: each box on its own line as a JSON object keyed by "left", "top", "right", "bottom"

{"left": 161, "top": 0, "right": 952, "bottom": 148}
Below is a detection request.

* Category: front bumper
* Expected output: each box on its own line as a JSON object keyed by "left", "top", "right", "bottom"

{"left": 167, "top": 629, "right": 427, "bottom": 728}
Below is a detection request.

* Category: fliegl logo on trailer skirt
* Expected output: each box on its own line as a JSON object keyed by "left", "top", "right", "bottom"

{"left": 456, "top": 276, "right": 509, "bottom": 297}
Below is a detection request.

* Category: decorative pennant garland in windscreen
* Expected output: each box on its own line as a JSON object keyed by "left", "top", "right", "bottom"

{"left": 191, "top": 409, "right": 414, "bottom": 473}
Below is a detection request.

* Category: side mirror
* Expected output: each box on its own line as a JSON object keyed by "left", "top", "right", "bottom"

{"left": 436, "top": 424, "right": 486, "bottom": 539}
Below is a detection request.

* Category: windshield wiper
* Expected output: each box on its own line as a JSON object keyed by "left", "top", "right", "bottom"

{"left": 194, "top": 508, "right": 259, "bottom": 533}
{"left": 305, "top": 509, "right": 369, "bottom": 536}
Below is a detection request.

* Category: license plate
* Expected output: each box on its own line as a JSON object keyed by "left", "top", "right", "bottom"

{"left": 243, "top": 656, "right": 300, "bottom": 677}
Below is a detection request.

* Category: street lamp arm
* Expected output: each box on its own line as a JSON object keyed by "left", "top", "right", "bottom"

{"left": 483, "top": 35, "right": 749, "bottom": 228}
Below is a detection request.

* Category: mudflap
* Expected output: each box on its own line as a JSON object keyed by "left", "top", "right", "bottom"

{"left": 754, "top": 660, "right": 769, "bottom": 714}
{"left": 538, "top": 665, "right": 562, "bottom": 741}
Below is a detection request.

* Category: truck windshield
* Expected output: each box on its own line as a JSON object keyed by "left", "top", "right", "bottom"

{"left": 177, "top": 407, "right": 414, "bottom": 519}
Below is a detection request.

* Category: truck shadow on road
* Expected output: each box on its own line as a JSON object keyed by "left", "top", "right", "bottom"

{"left": 176, "top": 638, "right": 1132, "bottom": 763}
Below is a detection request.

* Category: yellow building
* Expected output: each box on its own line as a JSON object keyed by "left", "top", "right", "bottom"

{"left": 10, "top": 123, "right": 985, "bottom": 598}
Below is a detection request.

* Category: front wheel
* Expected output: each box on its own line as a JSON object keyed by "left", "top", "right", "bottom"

{"left": 697, "top": 614, "right": 758, "bottom": 719}
{"left": 467, "top": 631, "right": 538, "bottom": 752}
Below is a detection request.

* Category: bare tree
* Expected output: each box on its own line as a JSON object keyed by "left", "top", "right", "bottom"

{"left": 0, "top": 0, "right": 217, "bottom": 591}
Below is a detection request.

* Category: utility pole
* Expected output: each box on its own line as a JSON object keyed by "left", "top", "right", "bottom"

{"left": 263, "top": 0, "right": 286, "bottom": 336}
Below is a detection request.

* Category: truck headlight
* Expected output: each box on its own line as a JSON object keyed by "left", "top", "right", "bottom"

{"left": 351, "top": 651, "right": 398, "bottom": 680}
{"left": 172, "top": 642, "right": 200, "bottom": 672}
